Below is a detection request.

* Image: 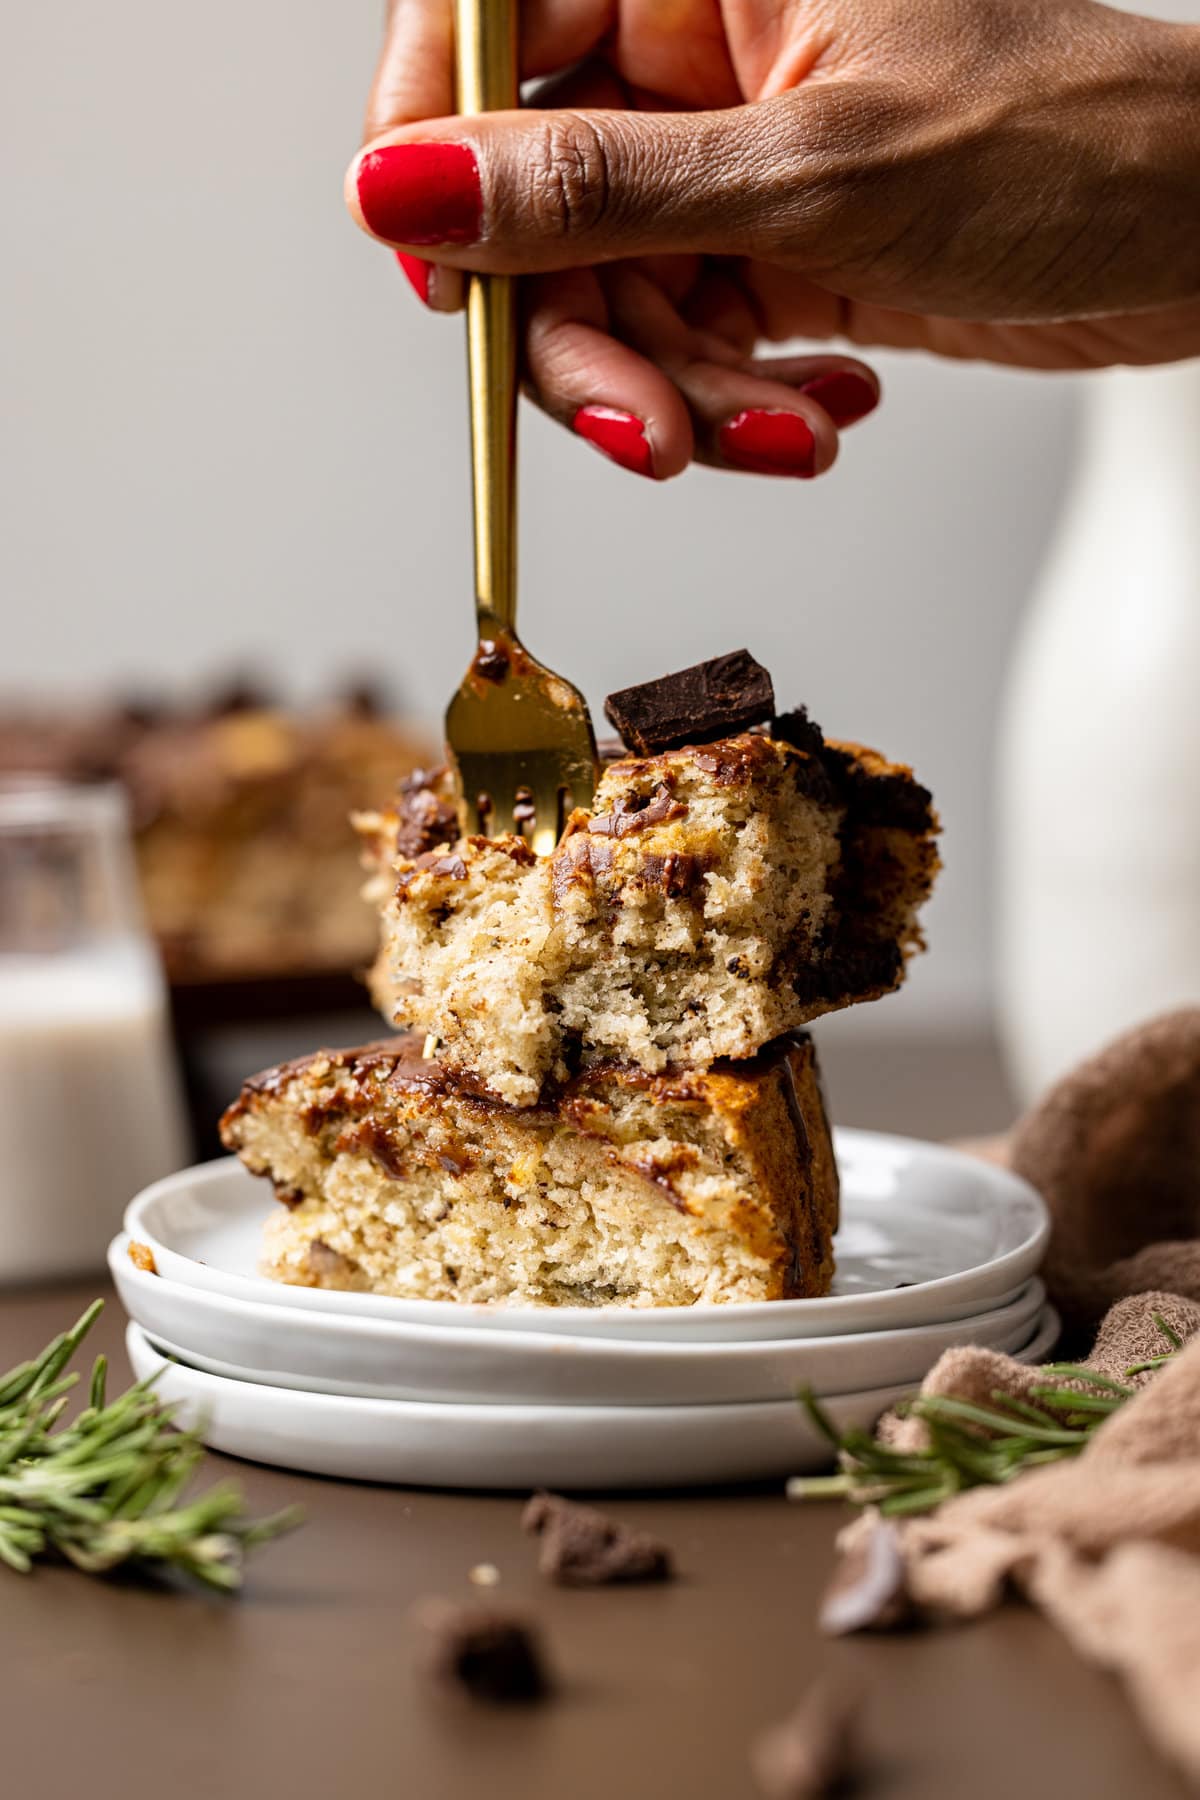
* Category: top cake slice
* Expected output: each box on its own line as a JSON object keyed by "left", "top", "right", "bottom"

{"left": 360, "top": 717, "right": 939, "bottom": 1106}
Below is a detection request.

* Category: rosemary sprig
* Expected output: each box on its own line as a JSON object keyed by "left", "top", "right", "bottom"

{"left": 0, "top": 1300, "right": 299, "bottom": 1588}
{"left": 789, "top": 1313, "right": 1184, "bottom": 1517}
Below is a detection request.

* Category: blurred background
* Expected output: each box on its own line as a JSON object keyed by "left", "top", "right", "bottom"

{"left": 4, "top": 0, "right": 1197, "bottom": 1169}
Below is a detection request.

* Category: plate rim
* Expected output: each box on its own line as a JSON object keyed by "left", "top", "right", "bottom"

{"left": 122, "top": 1128, "right": 1049, "bottom": 1338}
{"left": 110, "top": 1232, "right": 1047, "bottom": 1363}
{"left": 126, "top": 1308, "right": 1063, "bottom": 1424}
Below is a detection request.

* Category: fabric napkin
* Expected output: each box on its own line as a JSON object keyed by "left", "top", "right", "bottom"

{"left": 1006, "top": 1006, "right": 1200, "bottom": 1335}
{"left": 832, "top": 1291, "right": 1200, "bottom": 1784}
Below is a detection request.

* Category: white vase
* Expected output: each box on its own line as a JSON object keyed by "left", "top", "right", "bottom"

{"left": 996, "top": 359, "right": 1200, "bottom": 1104}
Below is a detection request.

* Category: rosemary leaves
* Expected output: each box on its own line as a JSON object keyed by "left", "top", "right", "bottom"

{"left": 790, "top": 1314, "right": 1184, "bottom": 1517}
{"left": 0, "top": 1299, "right": 298, "bottom": 1588}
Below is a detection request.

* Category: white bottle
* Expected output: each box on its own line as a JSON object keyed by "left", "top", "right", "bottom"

{"left": 997, "top": 359, "right": 1200, "bottom": 1104}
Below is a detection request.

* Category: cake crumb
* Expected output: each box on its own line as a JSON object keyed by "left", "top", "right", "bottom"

{"left": 127, "top": 1241, "right": 158, "bottom": 1275}
{"left": 414, "top": 1599, "right": 550, "bottom": 1704}
{"left": 469, "top": 1563, "right": 501, "bottom": 1588}
{"left": 522, "top": 1492, "right": 674, "bottom": 1586}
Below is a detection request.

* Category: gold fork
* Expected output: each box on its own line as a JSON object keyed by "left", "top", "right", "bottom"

{"left": 444, "top": 0, "right": 598, "bottom": 858}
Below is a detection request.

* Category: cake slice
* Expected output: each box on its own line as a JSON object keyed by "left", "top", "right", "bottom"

{"left": 219, "top": 1032, "right": 839, "bottom": 1308}
{"left": 360, "top": 723, "right": 938, "bottom": 1106}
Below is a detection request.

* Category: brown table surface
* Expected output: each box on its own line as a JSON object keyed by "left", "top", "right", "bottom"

{"left": 4, "top": 1032, "right": 1186, "bottom": 1800}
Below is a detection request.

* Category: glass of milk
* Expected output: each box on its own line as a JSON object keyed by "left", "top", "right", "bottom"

{"left": 0, "top": 777, "right": 188, "bottom": 1281}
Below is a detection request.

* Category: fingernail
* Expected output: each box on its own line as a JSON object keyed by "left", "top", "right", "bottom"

{"left": 798, "top": 371, "right": 879, "bottom": 428}
{"left": 574, "top": 407, "right": 655, "bottom": 478}
{"left": 719, "top": 410, "right": 816, "bottom": 477}
{"left": 394, "top": 251, "right": 431, "bottom": 304}
{"left": 356, "top": 143, "right": 482, "bottom": 246}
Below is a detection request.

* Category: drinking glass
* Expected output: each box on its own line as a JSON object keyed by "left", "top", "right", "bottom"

{"left": 0, "top": 777, "right": 187, "bottom": 1280}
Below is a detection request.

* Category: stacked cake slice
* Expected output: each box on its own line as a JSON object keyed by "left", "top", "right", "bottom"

{"left": 222, "top": 654, "right": 939, "bottom": 1309}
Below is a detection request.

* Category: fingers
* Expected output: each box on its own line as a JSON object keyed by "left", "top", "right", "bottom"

{"left": 603, "top": 264, "right": 879, "bottom": 474}
{"left": 346, "top": 96, "right": 820, "bottom": 273}
{"left": 518, "top": 261, "right": 879, "bottom": 481}
{"left": 523, "top": 271, "right": 695, "bottom": 479}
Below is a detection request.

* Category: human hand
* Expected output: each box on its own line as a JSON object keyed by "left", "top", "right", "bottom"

{"left": 346, "top": 0, "right": 1200, "bottom": 479}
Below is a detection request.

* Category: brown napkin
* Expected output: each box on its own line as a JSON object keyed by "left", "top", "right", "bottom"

{"left": 1004, "top": 1007, "right": 1200, "bottom": 1334}
{"left": 879, "top": 1290, "right": 1200, "bottom": 1451}
{"left": 834, "top": 1291, "right": 1200, "bottom": 1784}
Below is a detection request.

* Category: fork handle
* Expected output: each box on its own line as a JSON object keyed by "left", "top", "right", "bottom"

{"left": 456, "top": 0, "right": 518, "bottom": 633}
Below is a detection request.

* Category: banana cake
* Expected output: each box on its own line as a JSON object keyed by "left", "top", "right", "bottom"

{"left": 359, "top": 722, "right": 938, "bottom": 1106}
{"left": 220, "top": 1031, "right": 839, "bottom": 1307}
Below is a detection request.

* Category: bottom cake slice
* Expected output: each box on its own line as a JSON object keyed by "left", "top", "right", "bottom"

{"left": 220, "top": 1033, "right": 839, "bottom": 1308}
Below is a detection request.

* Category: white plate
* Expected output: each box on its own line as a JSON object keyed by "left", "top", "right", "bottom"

{"left": 123, "top": 1131, "right": 1048, "bottom": 1344}
{"left": 126, "top": 1308, "right": 1062, "bottom": 1488}
{"left": 111, "top": 1236, "right": 1048, "bottom": 1406}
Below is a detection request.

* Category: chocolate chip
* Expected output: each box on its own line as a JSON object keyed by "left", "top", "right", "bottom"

{"left": 819, "top": 1521, "right": 911, "bottom": 1635}
{"left": 604, "top": 650, "right": 775, "bottom": 755}
{"left": 588, "top": 782, "right": 689, "bottom": 837}
{"left": 414, "top": 1600, "right": 550, "bottom": 1704}
{"left": 750, "top": 1678, "right": 862, "bottom": 1800}
{"left": 394, "top": 852, "right": 469, "bottom": 898}
{"left": 522, "top": 1492, "right": 674, "bottom": 1586}
{"left": 393, "top": 769, "right": 460, "bottom": 859}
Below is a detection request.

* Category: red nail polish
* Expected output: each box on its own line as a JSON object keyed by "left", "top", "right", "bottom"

{"left": 357, "top": 143, "right": 481, "bottom": 246}
{"left": 574, "top": 407, "right": 655, "bottom": 478}
{"left": 798, "top": 371, "right": 878, "bottom": 428}
{"left": 394, "top": 251, "right": 431, "bottom": 304}
{"left": 719, "top": 410, "right": 816, "bottom": 477}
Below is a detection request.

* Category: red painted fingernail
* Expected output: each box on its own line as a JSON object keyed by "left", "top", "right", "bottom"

{"left": 719, "top": 410, "right": 816, "bottom": 477}
{"left": 394, "top": 251, "right": 431, "bottom": 304}
{"left": 356, "top": 143, "right": 481, "bottom": 245}
{"left": 574, "top": 407, "right": 655, "bottom": 478}
{"left": 798, "top": 371, "right": 879, "bottom": 428}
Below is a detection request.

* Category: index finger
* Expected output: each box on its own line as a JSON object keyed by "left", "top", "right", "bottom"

{"left": 363, "top": 0, "right": 615, "bottom": 141}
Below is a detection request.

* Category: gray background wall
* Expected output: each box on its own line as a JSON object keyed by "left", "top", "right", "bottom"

{"left": 13, "top": 0, "right": 1167, "bottom": 1037}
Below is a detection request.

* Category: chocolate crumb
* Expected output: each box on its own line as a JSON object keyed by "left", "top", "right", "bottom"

{"left": 819, "top": 1520, "right": 911, "bottom": 1635}
{"left": 471, "top": 638, "right": 511, "bottom": 684}
{"left": 522, "top": 1492, "right": 674, "bottom": 1586}
{"left": 750, "top": 1678, "right": 862, "bottom": 1800}
{"left": 127, "top": 1241, "right": 158, "bottom": 1275}
{"left": 604, "top": 650, "right": 775, "bottom": 755}
{"left": 414, "top": 1599, "right": 550, "bottom": 1704}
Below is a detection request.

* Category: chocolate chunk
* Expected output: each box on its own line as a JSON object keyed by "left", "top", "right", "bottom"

{"left": 604, "top": 650, "right": 775, "bottom": 755}
{"left": 750, "top": 1679, "right": 862, "bottom": 1800}
{"left": 393, "top": 769, "right": 460, "bottom": 860}
{"left": 394, "top": 852, "right": 469, "bottom": 899}
{"left": 522, "top": 1492, "right": 674, "bottom": 1586}
{"left": 818, "top": 1520, "right": 911, "bottom": 1635}
{"left": 588, "top": 782, "right": 688, "bottom": 838}
{"left": 771, "top": 707, "right": 825, "bottom": 757}
{"left": 415, "top": 1600, "right": 550, "bottom": 1703}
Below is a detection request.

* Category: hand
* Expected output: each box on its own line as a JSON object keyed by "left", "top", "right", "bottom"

{"left": 346, "top": 0, "right": 1200, "bottom": 480}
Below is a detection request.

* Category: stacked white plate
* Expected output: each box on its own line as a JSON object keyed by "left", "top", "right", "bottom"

{"left": 110, "top": 1129, "right": 1054, "bottom": 1490}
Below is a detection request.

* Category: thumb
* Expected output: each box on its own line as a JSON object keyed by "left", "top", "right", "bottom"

{"left": 345, "top": 99, "right": 827, "bottom": 271}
